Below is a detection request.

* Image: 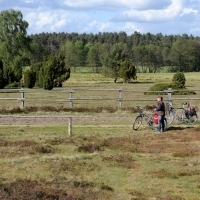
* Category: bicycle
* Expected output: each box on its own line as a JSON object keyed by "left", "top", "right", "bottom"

{"left": 133, "top": 106, "right": 167, "bottom": 131}
{"left": 165, "top": 102, "right": 198, "bottom": 125}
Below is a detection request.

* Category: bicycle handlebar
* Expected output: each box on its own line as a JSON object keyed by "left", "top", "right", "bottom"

{"left": 168, "top": 102, "right": 189, "bottom": 110}
{"left": 136, "top": 106, "right": 155, "bottom": 113}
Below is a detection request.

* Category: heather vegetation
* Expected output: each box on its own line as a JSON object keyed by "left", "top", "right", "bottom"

{"left": 0, "top": 120, "right": 200, "bottom": 199}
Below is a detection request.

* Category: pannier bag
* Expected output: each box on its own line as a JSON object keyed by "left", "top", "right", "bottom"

{"left": 153, "top": 113, "right": 158, "bottom": 124}
{"left": 189, "top": 108, "right": 196, "bottom": 116}
{"left": 185, "top": 107, "right": 196, "bottom": 118}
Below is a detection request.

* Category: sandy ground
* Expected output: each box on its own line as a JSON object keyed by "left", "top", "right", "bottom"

{"left": 0, "top": 114, "right": 134, "bottom": 126}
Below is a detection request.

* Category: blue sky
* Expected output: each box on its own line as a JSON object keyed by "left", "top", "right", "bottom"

{"left": 0, "top": 0, "right": 200, "bottom": 36}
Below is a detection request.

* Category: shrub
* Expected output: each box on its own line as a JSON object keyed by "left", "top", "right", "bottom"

{"left": 31, "top": 62, "right": 43, "bottom": 87}
{"left": 145, "top": 83, "right": 196, "bottom": 95}
{"left": 118, "top": 60, "right": 137, "bottom": 82}
{"left": 172, "top": 72, "right": 186, "bottom": 88}
{"left": 43, "top": 76, "right": 54, "bottom": 90}
{"left": 53, "top": 77, "right": 62, "bottom": 87}
{"left": 42, "top": 64, "right": 54, "bottom": 90}
{"left": 0, "top": 69, "right": 5, "bottom": 89}
{"left": 24, "top": 69, "right": 36, "bottom": 88}
{"left": 145, "top": 72, "right": 195, "bottom": 95}
{"left": 144, "top": 83, "right": 171, "bottom": 95}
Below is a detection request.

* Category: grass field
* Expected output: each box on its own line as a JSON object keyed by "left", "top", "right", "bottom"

{"left": 1, "top": 72, "right": 200, "bottom": 110}
{"left": 0, "top": 118, "right": 200, "bottom": 199}
{"left": 0, "top": 72, "right": 200, "bottom": 199}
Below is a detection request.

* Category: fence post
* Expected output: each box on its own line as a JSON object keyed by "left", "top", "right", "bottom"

{"left": 68, "top": 117, "right": 72, "bottom": 136}
{"left": 19, "top": 88, "right": 25, "bottom": 109}
{"left": 118, "top": 88, "right": 123, "bottom": 109}
{"left": 69, "top": 89, "right": 74, "bottom": 108}
{"left": 165, "top": 88, "right": 173, "bottom": 105}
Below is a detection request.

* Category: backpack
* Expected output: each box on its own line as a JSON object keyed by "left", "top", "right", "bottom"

{"left": 189, "top": 107, "right": 196, "bottom": 116}
{"left": 185, "top": 106, "right": 196, "bottom": 118}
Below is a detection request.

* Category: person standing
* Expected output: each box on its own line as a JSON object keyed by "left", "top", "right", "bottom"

{"left": 155, "top": 97, "right": 165, "bottom": 132}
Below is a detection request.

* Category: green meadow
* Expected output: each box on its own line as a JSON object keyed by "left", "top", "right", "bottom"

{"left": 0, "top": 72, "right": 200, "bottom": 199}
{"left": 1, "top": 72, "right": 200, "bottom": 109}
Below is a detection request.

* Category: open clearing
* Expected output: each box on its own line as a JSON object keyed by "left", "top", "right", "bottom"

{"left": 0, "top": 72, "right": 200, "bottom": 199}
{"left": 0, "top": 113, "right": 200, "bottom": 200}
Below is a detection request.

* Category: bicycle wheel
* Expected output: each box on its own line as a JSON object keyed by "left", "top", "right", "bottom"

{"left": 147, "top": 117, "right": 154, "bottom": 129}
{"left": 166, "top": 102, "right": 173, "bottom": 110}
{"left": 133, "top": 116, "right": 143, "bottom": 130}
{"left": 188, "top": 114, "right": 198, "bottom": 124}
{"left": 165, "top": 102, "right": 174, "bottom": 125}
{"left": 182, "top": 112, "right": 189, "bottom": 124}
{"left": 165, "top": 110, "right": 174, "bottom": 125}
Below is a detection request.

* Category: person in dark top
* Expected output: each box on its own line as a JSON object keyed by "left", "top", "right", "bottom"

{"left": 155, "top": 97, "right": 165, "bottom": 132}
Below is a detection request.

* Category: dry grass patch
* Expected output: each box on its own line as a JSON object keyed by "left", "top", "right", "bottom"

{"left": 1, "top": 123, "right": 200, "bottom": 199}
{"left": 0, "top": 179, "right": 113, "bottom": 200}
{"left": 0, "top": 139, "right": 37, "bottom": 147}
{"left": 149, "top": 168, "right": 178, "bottom": 179}
{"left": 101, "top": 153, "right": 138, "bottom": 169}
{"left": 77, "top": 143, "right": 101, "bottom": 153}
{"left": 0, "top": 139, "right": 55, "bottom": 158}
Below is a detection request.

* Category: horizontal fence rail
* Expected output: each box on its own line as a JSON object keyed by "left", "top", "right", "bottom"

{"left": 0, "top": 115, "right": 92, "bottom": 136}
{"left": 0, "top": 88, "right": 200, "bottom": 109}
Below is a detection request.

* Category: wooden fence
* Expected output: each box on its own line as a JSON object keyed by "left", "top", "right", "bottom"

{"left": 0, "top": 88, "right": 200, "bottom": 109}
{"left": 0, "top": 114, "right": 92, "bottom": 136}
{"left": 0, "top": 88, "right": 199, "bottom": 136}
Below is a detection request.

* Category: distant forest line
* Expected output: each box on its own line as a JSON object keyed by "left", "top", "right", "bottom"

{"left": 1, "top": 9, "right": 200, "bottom": 90}
{"left": 30, "top": 31, "right": 200, "bottom": 73}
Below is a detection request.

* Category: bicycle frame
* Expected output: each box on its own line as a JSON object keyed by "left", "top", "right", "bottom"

{"left": 133, "top": 106, "right": 164, "bottom": 130}
{"left": 136, "top": 106, "right": 154, "bottom": 123}
{"left": 172, "top": 108, "right": 188, "bottom": 123}
{"left": 139, "top": 112, "right": 153, "bottom": 122}
{"left": 165, "top": 102, "right": 198, "bottom": 125}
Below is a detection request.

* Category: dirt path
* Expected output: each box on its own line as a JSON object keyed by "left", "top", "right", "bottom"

{"left": 0, "top": 115, "right": 134, "bottom": 125}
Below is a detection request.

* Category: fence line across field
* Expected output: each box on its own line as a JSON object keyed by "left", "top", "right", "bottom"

{"left": 0, "top": 88, "right": 200, "bottom": 109}
{"left": 0, "top": 114, "right": 92, "bottom": 137}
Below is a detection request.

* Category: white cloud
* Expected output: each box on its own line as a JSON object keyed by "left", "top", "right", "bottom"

{"left": 123, "top": 22, "right": 143, "bottom": 34}
{"left": 24, "top": 0, "right": 34, "bottom": 3}
{"left": 180, "top": 7, "right": 198, "bottom": 16}
{"left": 99, "top": 22, "right": 114, "bottom": 31}
{"left": 81, "top": 20, "right": 114, "bottom": 33}
{"left": 82, "top": 20, "right": 142, "bottom": 34}
{"left": 26, "top": 10, "right": 72, "bottom": 33}
{"left": 117, "top": 0, "right": 170, "bottom": 10}
{"left": 189, "top": 27, "right": 200, "bottom": 34}
{"left": 36, "top": 12, "right": 54, "bottom": 27}
{"left": 0, "top": 0, "right": 170, "bottom": 11}
{"left": 113, "top": 0, "right": 186, "bottom": 22}
{"left": 59, "top": 0, "right": 170, "bottom": 10}
{"left": 1, "top": 0, "right": 200, "bottom": 36}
